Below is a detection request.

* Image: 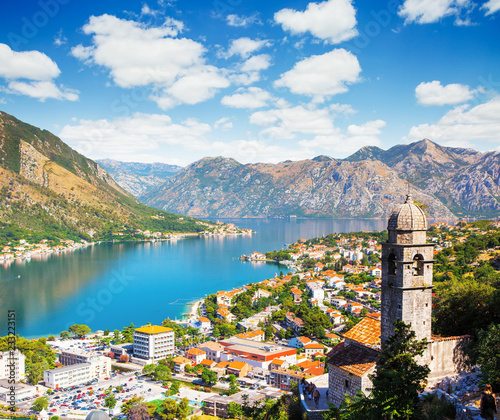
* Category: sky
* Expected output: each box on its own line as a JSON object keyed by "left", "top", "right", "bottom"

{"left": 0, "top": 0, "right": 499, "bottom": 166}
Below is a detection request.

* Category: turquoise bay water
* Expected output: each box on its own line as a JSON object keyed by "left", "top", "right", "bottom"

{"left": 0, "top": 218, "right": 386, "bottom": 338}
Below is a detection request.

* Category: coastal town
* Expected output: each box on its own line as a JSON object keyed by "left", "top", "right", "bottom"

{"left": 0, "top": 221, "right": 252, "bottom": 266}
{"left": 2, "top": 217, "right": 498, "bottom": 419}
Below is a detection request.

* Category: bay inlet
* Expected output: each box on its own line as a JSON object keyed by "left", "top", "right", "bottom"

{"left": 0, "top": 218, "right": 386, "bottom": 338}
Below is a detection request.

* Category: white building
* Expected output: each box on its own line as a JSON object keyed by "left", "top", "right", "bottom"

{"left": 0, "top": 379, "right": 36, "bottom": 403}
{"left": 0, "top": 351, "right": 25, "bottom": 382}
{"left": 44, "top": 363, "right": 91, "bottom": 389}
{"left": 59, "top": 349, "right": 98, "bottom": 365}
{"left": 43, "top": 356, "right": 110, "bottom": 389}
{"left": 306, "top": 282, "right": 325, "bottom": 303}
{"left": 133, "top": 325, "right": 175, "bottom": 363}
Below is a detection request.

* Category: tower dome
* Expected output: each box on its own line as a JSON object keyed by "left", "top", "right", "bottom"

{"left": 388, "top": 194, "right": 427, "bottom": 231}
{"left": 85, "top": 410, "right": 109, "bottom": 420}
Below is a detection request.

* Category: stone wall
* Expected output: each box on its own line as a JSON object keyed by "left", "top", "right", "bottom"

{"left": 427, "top": 337, "right": 469, "bottom": 385}
{"left": 327, "top": 364, "right": 373, "bottom": 408}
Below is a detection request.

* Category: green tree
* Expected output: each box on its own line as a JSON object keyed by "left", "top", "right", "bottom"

{"left": 157, "top": 397, "right": 188, "bottom": 420}
{"left": 433, "top": 279, "right": 497, "bottom": 338}
{"left": 153, "top": 364, "right": 172, "bottom": 382}
{"left": 142, "top": 364, "right": 156, "bottom": 375}
{"left": 69, "top": 324, "right": 91, "bottom": 337}
{"left": 227, "top": 402, "right": 244, "bottom": 419}
{"left": 47, "top": 335, "right": 55, "bottom": 341}
{"left": 369, "top": 321, "right": 430, "bottom": 419}
{"left": 326, "top": 321, "right": 430, "bottom": 419}
{"left": 28, "top": 361, "right": 47, "bottom": 385}
{"left": 265, "top": 325, "right": 274, "bottom": 341}
{"left": 121, "top": 396, "right": 146, "bottom": 415}
{"left": 201, "top": 369, "right": 217, "bottom": 386}
{"left": 31, "top": 396, "right": 49, "bottom": 412}
{"left": 104, "top": 394, "right": 117, "bottom": 409}
{"left": 167, "top": 380, "right": 180, "bottom": 396}
{"left": 229, "top": 374, "right": 240, "bottom": 395}
{"left": 474, "top": 323, "right": 500, "bottom": 390}
{"left": 60, "top": 330, "right": 70, "bottom": 339}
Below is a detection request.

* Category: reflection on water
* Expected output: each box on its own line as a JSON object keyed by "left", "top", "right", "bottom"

{"left": 0, "top": 218, "right": 386, "bottom": 338}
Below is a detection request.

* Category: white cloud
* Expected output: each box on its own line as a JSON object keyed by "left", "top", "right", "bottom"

{"left": 299, "top": 120, "right": 385, "bottom": 156}
{"left": 54, "top": 29, "right": 68, "bottom": 47}
{"left": 329, "top": 103, "right": 356, "bottom": 116}
{"left": 274, "top": 49, "right": 361, "bottom": 99}
{"left": 226, "top": 14, "right": 262, "bottom": 27}
{"left": 274, "top": 0, "right": 357, "bottom": 44}
{"left": 222, "top": 37, "right": 271, "bottom": 59}
{"left": 0, "top": 43, "right": 60, "bottom": 80}
{"left": 58, "top": 112, "right": 311, "bottom": 165}
{"left": 71, "top": 14, "right": 228, "bottom": 109}
{"left": 405, "top": 97, "right": 500, "bottom": 145}
{"left": 415, "top": 81, "right": 476, "bottom": 106}
{"left": 5, "top": 81, "right": 78, "bottom": 102}
{"left": 240, "top": 54, "right": 271, "bottom": 73}
{"left": 214, "top": 117, "right": 233, "bottom": 130}
{"left": 250, "top": 106, "right": 335, "bottom": 139}
{"left": 221, "top": 87, "right": 274, "bottom": 109}
{"left": 59, "top": 113, "right": 212, "bottom": 161}
{"left": 0, "top": 43, "right": 78, "bottom": 102}
{"left": 227, "top": 54, "right": 272, "bottom": 87}
{"left": 398, "top": 0, "right": 474, "bottom": 24}
{"left": 482, "top": 0, "right": 500, "bottom": 15}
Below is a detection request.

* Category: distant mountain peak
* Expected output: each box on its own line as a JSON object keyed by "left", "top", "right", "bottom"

{"left": 312, "top": 155, "right": 334, "bottom": 162}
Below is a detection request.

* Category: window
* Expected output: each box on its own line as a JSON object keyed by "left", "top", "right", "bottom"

{"left": 413, "top": 254, "right": 424, "bottom": 276}
{"left": 345, "top": 380, "right": 349, "bottom": 388}
{"left": 388, "top": 253, "right": 397, "bottom": 275}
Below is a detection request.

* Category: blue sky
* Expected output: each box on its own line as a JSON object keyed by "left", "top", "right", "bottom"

{"left": 1, "top": 0, "right": 499, "bottom": 165}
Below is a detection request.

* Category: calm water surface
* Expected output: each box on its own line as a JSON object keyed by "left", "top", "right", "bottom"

{"left": 0, "top": 218, "right": 386, "bottom": 338}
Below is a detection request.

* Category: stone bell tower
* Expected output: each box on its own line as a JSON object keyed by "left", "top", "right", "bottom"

{"left": 381, "top": 194, "right": 434, "bottom": 343}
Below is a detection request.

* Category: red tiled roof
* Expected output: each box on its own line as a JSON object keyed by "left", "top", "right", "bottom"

{"left": 344, "top": 316, "right": 381, "bottom": 347}
{"left": 327, "top": 341, "right": 379, "bottom": 377}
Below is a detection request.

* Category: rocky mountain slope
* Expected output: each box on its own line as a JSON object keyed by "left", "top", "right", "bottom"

{"left": 0, "top": 111, "right": 206, "bottom": 238}
{"left": 345, "top": 139, "right": 500, "bottom": 216}
{"left": 140, "top": 155, "right": 456, "bottom": 219}
{"left": 96, "top": 159, "right": 182, "bottom": 196}
{"left": 140, "top": 139, "right": 500, "bottom": 219}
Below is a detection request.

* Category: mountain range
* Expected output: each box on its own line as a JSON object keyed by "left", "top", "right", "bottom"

{"left": 96, "top": 159, "right": 182, "bottom": 196}
{"left": 138, "top": 140, "right": 500, "bottom": 220}
{"left": 2, "top": 110, "right": 498, "bottom": 226}
{"left": 0, "top": 111, "right": 207, "bottom": 239}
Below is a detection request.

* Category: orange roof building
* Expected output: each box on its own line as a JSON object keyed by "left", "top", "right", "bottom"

{"left": 343, "top": 315, "right": 381, "bottom": 349}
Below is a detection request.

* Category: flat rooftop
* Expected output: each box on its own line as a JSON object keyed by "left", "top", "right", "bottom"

{"left": 45, "top": 362, "right": 91, "bottom": 374}
{"left": 219, "top": 337, "right": 295, "bottom": 356}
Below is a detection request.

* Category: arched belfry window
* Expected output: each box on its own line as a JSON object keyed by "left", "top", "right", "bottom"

{"left": 388, "top": 253, "right": 397, "bottom": 275}
{"left": 413, "top": 254, "right": 424, "bottom": 276}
